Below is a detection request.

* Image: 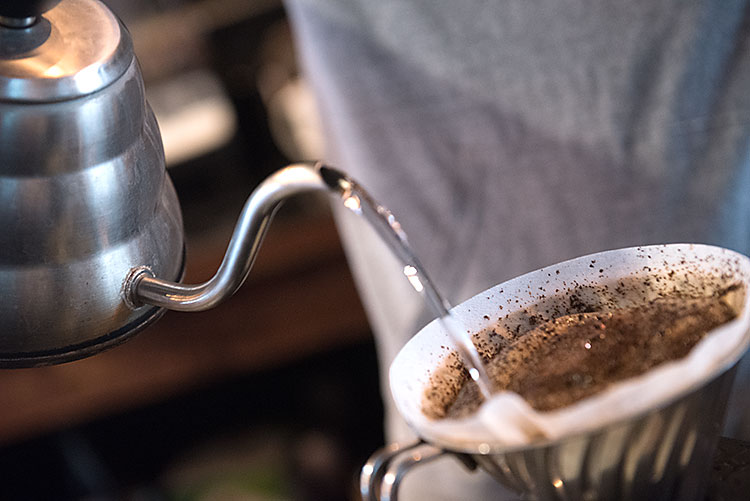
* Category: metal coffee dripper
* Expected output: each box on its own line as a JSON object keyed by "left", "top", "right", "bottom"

{"left": 362, "top": 244, "right": 750, "bottom": 501}
{"left": 0, "top": 0, "right": 347, "bottom": 366}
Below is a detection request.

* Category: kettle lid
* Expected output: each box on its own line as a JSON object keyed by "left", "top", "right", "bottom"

{"left": 0, "top": 0, "right": 132, "bottom": 102}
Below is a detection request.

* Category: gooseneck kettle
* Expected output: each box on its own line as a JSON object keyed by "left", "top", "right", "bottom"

{"left": 0, "top": 0, "right": 349, "bottom": 366}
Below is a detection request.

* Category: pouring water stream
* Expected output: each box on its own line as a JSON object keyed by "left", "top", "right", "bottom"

{"left": 320, "top": 167, "right": 496, "bottom": 400}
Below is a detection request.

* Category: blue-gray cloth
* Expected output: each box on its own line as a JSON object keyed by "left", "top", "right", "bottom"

{"left": 285, "top": 1, "right": 750, "bottom": 498}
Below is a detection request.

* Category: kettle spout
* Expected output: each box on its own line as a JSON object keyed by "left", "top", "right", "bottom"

{"left": 127, "top": 162, "right": 347, "bottom": 312}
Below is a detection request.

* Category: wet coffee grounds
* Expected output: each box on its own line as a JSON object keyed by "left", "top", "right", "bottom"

{"left": 442, "top": 289, "right": 739, "bottom": 418}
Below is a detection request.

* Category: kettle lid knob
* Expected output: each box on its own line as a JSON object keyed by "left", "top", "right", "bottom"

{"left": 0, "top": 0, "right": 62, "bottom": 27}
{"left": 0, "top": 0, "right": 133, "bottom": 101}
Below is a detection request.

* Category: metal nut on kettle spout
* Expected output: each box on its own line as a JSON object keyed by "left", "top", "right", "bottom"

{"left": 122, "top": 266, "right": 156, "bottom": 310}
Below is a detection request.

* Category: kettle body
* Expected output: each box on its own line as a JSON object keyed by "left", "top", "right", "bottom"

{"left": 0, "top": 0, "right": 184, "bottom": 365}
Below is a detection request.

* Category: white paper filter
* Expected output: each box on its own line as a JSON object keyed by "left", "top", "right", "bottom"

{"left": 390, "top": 244, "right": 750, "bottom": 452}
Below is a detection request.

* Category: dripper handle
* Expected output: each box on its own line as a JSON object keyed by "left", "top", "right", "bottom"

{"left": 360, "top": 441, "right": 475, "bottom": 501}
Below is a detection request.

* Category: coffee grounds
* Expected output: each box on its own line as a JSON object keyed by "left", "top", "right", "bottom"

{"left": 441, "top": 288, "right": 739, "bottom": 419}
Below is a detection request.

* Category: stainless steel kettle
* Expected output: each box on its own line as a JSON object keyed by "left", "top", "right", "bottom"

{"left": 0, "top": 0, "right": 348, "bottom": 366}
